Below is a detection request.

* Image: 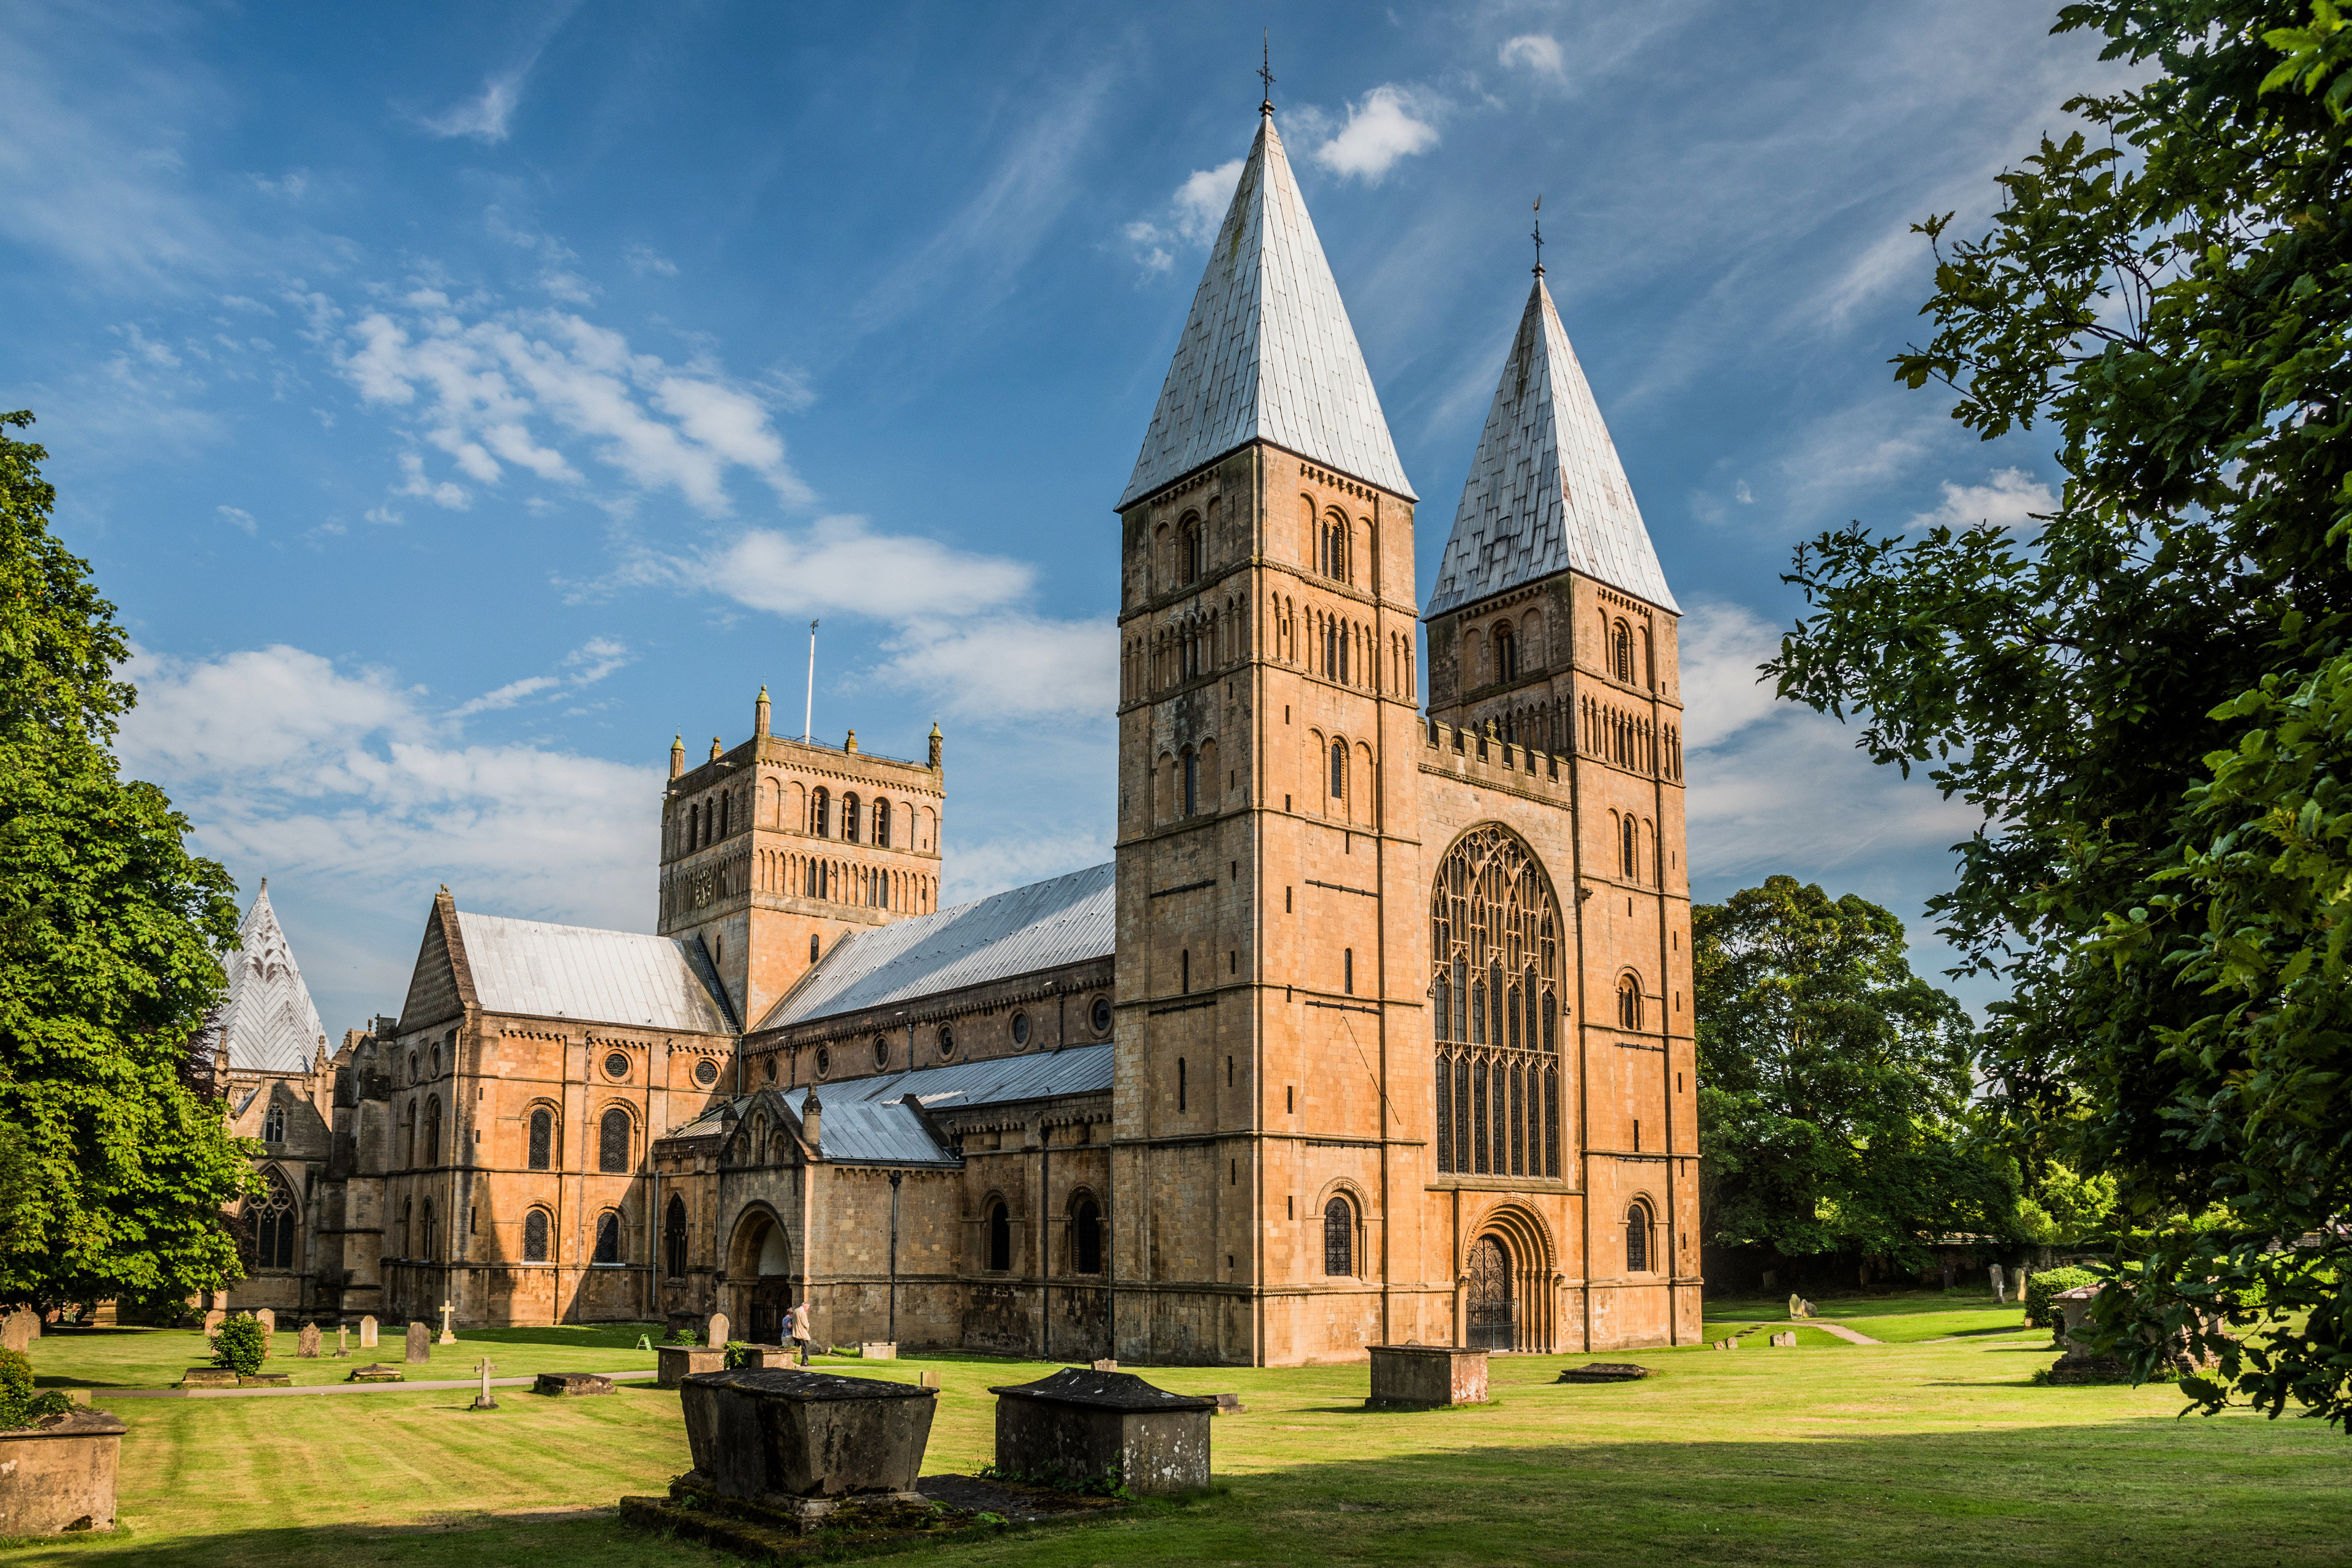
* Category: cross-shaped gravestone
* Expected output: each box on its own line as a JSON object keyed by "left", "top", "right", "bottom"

{"left": 336, "top": 1323, "right": 350, "bottom": 1358}
{"left": 438, "top": 1300, "right": 456, "bottom": 1345}
{"left": 471, "top": 1358, "right": 497, "bottom": 1411}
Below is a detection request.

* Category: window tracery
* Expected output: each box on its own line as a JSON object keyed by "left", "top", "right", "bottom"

{"left": 1432, "top": 826, "right": 1562, "bottom": 1178}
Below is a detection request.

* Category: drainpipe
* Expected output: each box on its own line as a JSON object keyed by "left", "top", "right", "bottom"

{"left": 1038, "top": 1125, "right": 1051, "bottom": 1359}
{"left": 888, "top": 1169, "right": 902, "bottom": 1346}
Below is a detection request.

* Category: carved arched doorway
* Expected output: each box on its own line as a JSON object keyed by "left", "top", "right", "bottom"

{"left": 726, "top": 1208, "right": 794, "bottom": 1345}
{"left": 1466, "top": 1235, "right": 1515, "bottom": 1351}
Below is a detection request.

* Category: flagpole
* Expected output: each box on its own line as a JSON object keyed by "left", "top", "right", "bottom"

{"left": 803, "top": 619, "right": 819, "bottom": 742}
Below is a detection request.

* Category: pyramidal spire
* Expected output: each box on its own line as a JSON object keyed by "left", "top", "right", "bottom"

{"left": 1118, "top": 110, "right": 1414, "bottom": 509}
{"left": 220, "top": 883, "right": 329, "bottom": 1074}
{"left": 1425, "top": 274, "right": 1678, "bottom": 616}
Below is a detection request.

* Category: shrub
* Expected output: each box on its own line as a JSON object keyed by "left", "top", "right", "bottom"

{"left": 213, "top": 1314, "right": 267, "bottom": 1375}
{"left": 2023, "top": 1267, "right": 2098, "bottom": 1330}
{"left": 0, "top": 1348, "right": 70, "bottom": 1430}
{"left": 722, "top": 1339, "right": 754, "bottom": 1370}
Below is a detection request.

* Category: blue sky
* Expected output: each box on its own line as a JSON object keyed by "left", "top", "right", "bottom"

{"left": 2, "top": 1, "right": 2127, "bottom": 1031}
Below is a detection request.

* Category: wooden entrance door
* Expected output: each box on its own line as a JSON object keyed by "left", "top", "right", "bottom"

{"left": 1466, "top": 1235, "right": 1514, "bottom": 1351}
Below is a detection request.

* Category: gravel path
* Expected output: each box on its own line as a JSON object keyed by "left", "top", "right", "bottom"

{"left": 1810, "top": 1322, "right": 1883, "bottom": 1345}
{"left": 100, "top": 1369, "right": 660, "bottom": 1399}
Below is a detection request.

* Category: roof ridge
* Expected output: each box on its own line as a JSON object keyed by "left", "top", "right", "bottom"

{"left": 1423, "top": 274, "right": 1678, "bottom": 617}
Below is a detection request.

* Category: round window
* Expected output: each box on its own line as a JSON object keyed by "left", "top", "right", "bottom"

{"left": 604, "top": 1051, "right": 630, "bottom": 1080}
{"left": 938, "top": 1025, "right": 956, "bottom": 1060}
{"left": 815, "top": 1046, "right": 831, "bottom": 1079}
{"left": 764, "top": 1056, "right": 778, "bottom": 1082}
{"left": 1090, "top": 997, "right": 1112, "bottom": 1035}
{"left": 693, "top": 1058, "right": 718, "bottom": 1088}
{"left": 873, "top": 1036, "right": 891, "bottom": 1070}
{"left": 1011, "top": 1012, "right": 1031, "bottom": 1047}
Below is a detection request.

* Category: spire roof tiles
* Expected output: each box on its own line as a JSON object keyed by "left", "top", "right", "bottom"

{"left": 220, "top": 881, "right": 329, "bottom": 1074}
{"left": 1424, "top": 274, "right": 1678, "bottom": 617}
{"left": 1118, "top": 111, "right": 1414, "bottom": 509}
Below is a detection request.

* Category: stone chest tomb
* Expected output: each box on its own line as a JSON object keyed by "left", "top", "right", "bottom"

{"left": 677, "top": 1368, "right": 936, "bottom": 1523}
{"left": 0, "top": 1409, "right": 128, "bottom": 1534}
{"left": 1366, "top": 1344, "right": 1488, "bottom": 1408}
{"left": 988, "top": 1368, "right": 1215, "bottom": 1498}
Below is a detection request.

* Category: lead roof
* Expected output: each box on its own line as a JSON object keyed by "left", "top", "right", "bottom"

{"left": 219, "top": 881, "right": 330, "bottom": 1073}
{"left": 1424, "top": 274, "right": 1678, "bottom": 618}
{"left": 1117, "top": 110, "right": 1414, "bottom": 509}
{"left": 454, "top": 911, "right": 734, "bottom": 1033}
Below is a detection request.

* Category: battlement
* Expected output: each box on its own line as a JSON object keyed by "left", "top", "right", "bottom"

{"left": 1420, "top": 715, "right": 1569, "bottom": 797}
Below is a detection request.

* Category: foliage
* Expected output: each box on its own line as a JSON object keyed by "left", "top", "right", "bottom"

{"left": 721, "top": 1338, "right": 753, "bottom": 1369}
{"left": 0, "top": 1345, "right": 70, "bottom": 1430}
{"left": 211, "top": 1314, "right": 265, "bottom": 1376}
{"left": 976, "top": 1457, "right": 1134, "bottom": 1499}
{"left": 1763, "top": 1, "right": 2352, "bottom": 1425}
{"left": 0, "top": 412, "right": 252, "bottom": 1308}
{"left": 1694, "top": 875, "right": 2012, "bottom": 1270}
{"left": 662, "top": 1325, "right": 699, "bottom": 1345}
{"left": 2024, "top": 1267, "right": 2101, "bottom": 1330}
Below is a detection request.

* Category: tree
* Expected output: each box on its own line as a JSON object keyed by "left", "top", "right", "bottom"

{"left": 0, "top": 410, "right": 252, "bottom": 1307}
{"left": 1695, "top": 876, "right": 2012, "bottom": 1276}
{"left": 1767, "top": 1, "right": 2352, "bottom": 1423}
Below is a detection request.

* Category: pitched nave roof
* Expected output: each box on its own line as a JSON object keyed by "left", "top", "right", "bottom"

{"left": 1117, "top": 110, "right": 1414, "bottom": 509}
{"left": 1424, "top": 274, "right": 1678, "bottom": 617}
{"left": 220, "top": 881, "right": 329, "bottom": 1073}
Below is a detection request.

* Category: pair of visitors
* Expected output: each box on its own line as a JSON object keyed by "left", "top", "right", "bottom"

{"left": 790, "top": 1300, "right": 812, "bottom": 1365}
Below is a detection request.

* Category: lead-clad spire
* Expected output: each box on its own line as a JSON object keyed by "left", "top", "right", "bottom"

{"left": 220, "top": 880, "right": 330, "bottom": 1073}
{"left": 1425, "top": 274, "right": 1677, "bottom": 617}
{"left": 1118, "top": 111, "right": 1414, "bottom": 509}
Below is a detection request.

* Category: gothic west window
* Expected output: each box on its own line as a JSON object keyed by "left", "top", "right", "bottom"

{"left": 1626, "top": 1202, "right": 1652, "bottom": 1273}
{"left": 1072, "top": 1197, "right": 1102, "bottom": 1274}
{"left": 263, "top": 1102, "right": 286, "bottom": 1144}
{"left": 594, "top": 1210, "right": 621, "bottom": 1265}
{"left": 528, "top": 1107, "right": 554, "bottom": 1170}
{"left": 986, "top": 1201, "right": 1012, "bottom": 1272}
{"left": 843, "top": 794, "right": 860, "bottom": 843}
{"left": 251, "top": 1170, "right": 298, "bottom": 1270}
{"left": 664, "top": 1196, "right": 688, "bottom": 1278}
{"left": 523, "top": 1207, "right": 551, "bottom": 1262}
{"left": 875, "top": 799, "right": 891, "bottom": 847}
{"left": 599, "top": 1108, "right": 631, "bottom": 1173}
{"left": 812, "top": 788, "right": 829, "bottom": 837}
{"left": 1323, "top": 1195, "right": 1355, "bottom": 1276}
{"left": 1432, "top": 826, "right": 1562, "bottom": 1179}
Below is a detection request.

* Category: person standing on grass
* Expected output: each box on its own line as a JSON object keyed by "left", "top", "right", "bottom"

{"left": 790, "top": 1300, "right": 811, "bottom": 1365}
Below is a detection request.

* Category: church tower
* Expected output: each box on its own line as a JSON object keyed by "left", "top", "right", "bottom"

{"left": 659, "top": 693, "right": 948, "bottom": 1029}
{"left": 1110, "top": 97, "right": 1438, "bottom": 1363}
{"left": 1421, "top": 266, "right": 1698, "bottom": 1346}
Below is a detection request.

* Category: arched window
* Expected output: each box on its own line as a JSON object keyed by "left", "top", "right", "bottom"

{"left": 1431, "top": 826, "right": 1564, "bottom": 1178}
{"left": 423, "top": 1096, "right": 440, "bottom": 1166}
{"left": 842, "top": 793, "right": 860, "bottom": 843}
{"left": 263, "top": 1102, "right": 286, "bottom": 1143}
{"left": 1613, "top": 620, "right": 1635, "bottom": 683}
{"left": 599, "top": 1108, "right": 631, "bottom": 1173}
{"left": 1618, "top": 974, "right": 1643, "bottom": 1030}
{"left": 812, "top": 788, "right": 829, "bottom": 837}
{"left": 398, "top": 1198, "right": 412, "bottom": 1257}
{"left": 875, "top": 798, "right": 891, "bottom": 848}
{"left": 1324, "top": 1195, "right": 1355, "bottom": 1276}
{"left": 1621, "top": 815, "right": 1638, "bottom": 880}
{"left": 1495, "top": 624, "right": 1517, "bottom": 683}
{"left": 810, "top": 933, "right": 820, "bottom": 961}
{"left": 986, "top": 1200, "right": 1012, "bottom": 1272}
{"left": 522, "top": 1207, "right": 551, "bottom": 1263}
{"left": 250, "top": 1170, "right": 297, "bottom": 1270}
{"left": 420, "top": 1199, "right": 438, "bottom": 1260}
{"left": 1642, "top": 624, "right": 1655, "bottom": 688}
{"left": 1330, "top": 740, "right": 1346, "bottom": 800}
{"left": 1183, "top": 519, "right": 1202, "bottom": 582}
{"left": 665, "top": 1195, "right": 688, "bottom": 1278}
{"left": 1072, "top": 1197, "right": 1103, "bottom": 1275}
{"left": 1322, "top": 510, "right": 1348, "bottom": 581}
{"left": 402, "top": 1101, "right": 416, "bottom": 1167}
{"left": 527, "top": 1107, "right": 553, "bottom": 1169}
{"left": 720, "top": 792, "right": 731, "bottom": 838}
{"left": 1626, "top": 1202, "right": 1651, "bottom": 1273}
{"left": 1183, "top": 749, "right": 1198, "bottom": 816}
{"left": 593, "top": 1210, "right": 621, "bottom": 1265}
{"left": 688, "top": 802, "right": 699, "bottom": 848}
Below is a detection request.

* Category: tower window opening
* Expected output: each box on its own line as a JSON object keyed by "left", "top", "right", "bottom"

{"left": 843, "top": 793, "right": 860, "bottom": 843}
{"left": 1324, "top": 1195, "right": 1355, "bottom": 1276}
{"left": 1178, "top": 1057, "right": 1186, "bottom": 1112}
{"left": 1343, "top": 948, "right": 1354, "bottom": 995}
{"left": 1184, "top": 749, "right": 1198, "bottom": 816}
{"left": 1330, "top": 741, "right": 1346, "bottom": 800}
{"left": 875, "top": 798, "right": 891, "bottom": 847}
{"left": 812, "top": 788, "right": 829, "bottom": 838}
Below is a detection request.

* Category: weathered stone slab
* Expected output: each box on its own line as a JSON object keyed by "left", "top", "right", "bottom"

{"left": 535, "top": 1372, "right": 615, "bottom": 1396}
{"left": 238, "top": 1373, "right": 292, "bottom": 1387}
{"left": 0, "top": 1409, "right": 126, "bottom": 1534}
{"left": 658, "top": 1345, "right": 726, "bottom": 1388}
{"left": 1556, "top": 1363, "right": 1653, "bottom": 1384}
{"left": 297, "top": 1322, "right": 321, "bottom": 1359}
{"left": 1090, "top": 1359, "right": 1117, "bottom": 1371}
{"left": 990, "top": 1368, "right": 1215, "bottom": 1498}
{"left": 404, "top": 1321, "right": 431, "bottom": 1365}
{"left": 1365, "top": 1344, "right": 1488, "bottom": 1409}
{"left": 859, "top": 1342, "right": 896, "bottom": 1360}
{"left": 359, "top": 1314, "right": 378, "bottom": 1348}
{"left": 1212, "top": 1392, "right": 1245, "bottom": 1415}
{"left": 1770, "top": 1332, "right": 1797, "bottom": 1348}
{"left": 345, "top": 1363, "right": 402, "bottom": 1383}
{"left": 679, "top": 1368, "right": 936, "bottom": 1515}
{"left": 744, "top": 1344, "right": 801, "bottom": 1370}
{"left": 917, "top": 1370, "right": 942, "bottom": 1390}
{"left": 177, "top": 1368, "right": 238, "bottom": 1389}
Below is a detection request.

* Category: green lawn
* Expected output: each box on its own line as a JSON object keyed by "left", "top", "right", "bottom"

{"left": 23, "top": 1322, "right": 665, "bottom": 1390}
{"left": 4, "top": 1296, "right": 2346, "bottom": 1567}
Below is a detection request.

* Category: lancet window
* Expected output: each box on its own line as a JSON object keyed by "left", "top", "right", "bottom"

{"left": 1431, "top": 826, "right": 1562, "bottom": 1179}
{"left": 250, "top": 1170, "right": 298, "bottom": 1270}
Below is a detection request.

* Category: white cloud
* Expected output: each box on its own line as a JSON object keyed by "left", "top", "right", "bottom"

{"left": 450, "top": 636, "right": 633, "bottom": 717}
{"left": 707, "top": 516, "right": 1033, "bottom": 622}
{"left": 1312, "top": 86, "right": 1441, "bottom": 183}
{"left": 217, "top": 504, "right": 257, "bottom": 535}
{"left": 623, "top": 243, "right": 678, "bottom": 277}
{"left": 1913, "top": 467, "right": 2056, "bottom": 530}
{"left": 1675, "top": 601, "right": 1784, "bottom": 750}
{"left": 872, "top": 616, "right": 1118, "bottom": 722}
{"left": 1121, "top": 157, "right": 1248, "bottom": 278}
{"left": 416, "top": 69, "right": 529, "bottom": 143}
{"left": 1499, "top": 36, "right": 1564, "bottom": 76}
{"left": 1734, "top": 480, "right": 1754, "bottom": 504}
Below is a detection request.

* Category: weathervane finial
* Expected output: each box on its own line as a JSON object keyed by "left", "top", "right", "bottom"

{"left": 1259, "top": 30, "right": 1275, "bottom": 115}
{"left": 1531, "top": 195, "right": 1545, "bottom": 276}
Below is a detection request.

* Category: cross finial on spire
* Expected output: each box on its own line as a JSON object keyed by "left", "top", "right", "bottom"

{"left": 1531, "top": 195, "right": 1544, "bottom": 276}
{"left": 1259, "top": 30, "right": 1275, "bottom": 115}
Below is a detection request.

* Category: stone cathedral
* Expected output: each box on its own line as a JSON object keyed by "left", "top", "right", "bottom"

{"left": 211, "top": 102, "right": 1698, "bottom": 1363}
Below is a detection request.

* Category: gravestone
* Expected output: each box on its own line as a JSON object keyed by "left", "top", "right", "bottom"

{"left": 1787, "top": 1294, "right": 1814, "bottom": 1319}
{"left": 1091, "top": 1359, "right": 1118, "bottom": 1371}
{"left": 1557, "top": 1363, "right": 1651, "bottom": 1383}
{"left": 535, "top": 1372, "right": 615, "bottom": 1396}
{"left": 336, "top": 1324, "right": 350, "bottom": 1358}
{"left": 297, "top": 1322, "right": 321, "bottom": 1359}
{"left": 677, "top": 1367, "right": 937, "bottom": 1526}
{"left": 0, "top": 1408, "right": 129, "bottom": 1534}
{"left": 859, "top": 1341, "right": 896, "bottom": 1360}
{"left": 202, "top": 1308, "right": 225, "bottom": 1341}
{"left": 345, "top": 1363, "right": 402, "bottom": 1383}
{"left": 917, "top": 1370, "right": 942, "bottom": 1390}
{"left": 255, "top": 1308, "right": 275, "bottom": 1333}
{"left": 990, "top": 1367, "right": 1215, "bottom": 1498}
{"left": 1769, "top": 1332, "right": 1797, "bottom": 1348}
{"left": 0, "top": 1313, "right": 36, "bottom": 1353}
{"left": 437, "top": 1300, "right": 456, "bottom": 1346}
{"left": 471, "top": 1359, "right": 498, "bottom": 1411}
{"left": 1212, "top": 1392, "right": 1245, "bottom": 1415}
{"left": 1365, "top": 1345, "right": 1488, "bottom": 1408}
{"left": 1989, "top": 1263, "right": 2007, "bottom": 1304}
{"left": 404, "top": 1320, "right": 431, "bottom": 1365}
{"left": 657, "top": 1344, "right": 725, "bottom": 1388}
{"left": 706, "top": 1311, "right": 730, "bottom": 1349}
{"left": 359, "top": 1315, "right": 379, "bottom": 1348}
{"left": 177, "top": 1368, "right": 238, "bottom": 1389}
